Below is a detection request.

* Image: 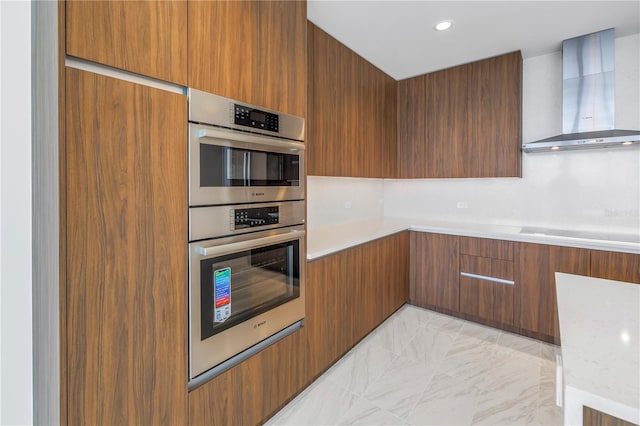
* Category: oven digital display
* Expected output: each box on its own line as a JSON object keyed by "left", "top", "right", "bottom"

{"left": 250, "top": 111, "right": 266, "bottom": 123}
{"left": 234, "top": 104, "right": 279, "bottom": 132}
{"left": 234, "top": 206, "right": 279, "bottom": 229}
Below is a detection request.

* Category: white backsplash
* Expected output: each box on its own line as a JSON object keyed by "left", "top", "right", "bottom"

{"left": 307, "top": 176, "right": 384, "bottom": 229}
{"left": 309, "top": 34, "right": 640, "bottom": 235}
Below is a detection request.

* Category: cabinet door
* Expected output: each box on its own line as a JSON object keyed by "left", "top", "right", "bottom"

{"left": 590, "top": 250, "right": 640, "bottom": 284}
{"left": 398, "top": 65, "right": 468, "bottom": 178}
{"left": 467, "top": 51, "right": 522, "bottom": 177}
{"left": 397, "top": 51, "right": 521, "bottom": 178}
{"left": 66, "top": 0, "right": 187, "bottom": 85}
{"left": 515, "top": 243, "right": 589, "bottom": 344}
{"left": 65, "top": 68, "right": 187, "bottom": 424}
{"left": 410, "top": 233, "right": 460, "bottom": 312}
{"left": 306, "top": 233, "right": 409, "bottom": 379}
{"left": 307, "top": 23, "right": 397, "bottom": 178}
{"left": 188, "top": 0, "right": 307, "bottom": 117}
{"left": 459, "top": 255, "right": 514, "bottom": 326}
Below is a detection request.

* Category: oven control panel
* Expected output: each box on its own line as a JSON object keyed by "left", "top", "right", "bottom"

{"left": 232, "top": 206, "right": 279, "bottom": 229}
{"left": 234, "top": 104, "right": 279, "bottom": 132}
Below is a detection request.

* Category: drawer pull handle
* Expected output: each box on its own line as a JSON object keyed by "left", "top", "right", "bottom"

{"left": 460, "top": 272, "right": 515, "bottom": 285}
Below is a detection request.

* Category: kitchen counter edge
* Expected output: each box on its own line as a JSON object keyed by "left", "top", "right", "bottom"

{"left": 306, "top": 217, "right": 640, "bottom": 260}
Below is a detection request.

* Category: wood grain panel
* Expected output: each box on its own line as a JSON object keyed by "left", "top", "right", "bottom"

{"left": 467, "top": 51, "right": 522, "bottom": 177}
{"left": 188, "top": 329, "right": 308, "bottom": 426}
{"left": 398, "top": 64, "right": 468, "bottom": 178}
{"left": 307, "top": 22, "right": 397, "bottom": 178}
{"left": 397, "top": 75, "right": 426, "bottom": 178}
{"left": 590, "top": 250, "right": 640, "bottom": 284}
{"left": 459, "top": 255, "right": 514, "bottom": 325}
{"left": 188, "top": 0, "right": 256, "bottom": 107}
{"left": 188, "top": 1, "right": 306, "bottom": 117}
{"left": 66, "top": 0, "right": 187, "bottom": 85}
{"left": 583, "top": 406, "right": 638, "bottom": 426}
{"left": 65, "top": 68, "right": 188, "bottom": 425}
{"left": 397, "top": 51, "right": 521, "bottom": 178}
{"left": 515, "top": 243, "right": 589, "bottom": 344}
{"left": 410, "top": 232, "right": 460, "bottom": 311}
{"left": 459, "top": 236, "right": 514, "bottom": 260}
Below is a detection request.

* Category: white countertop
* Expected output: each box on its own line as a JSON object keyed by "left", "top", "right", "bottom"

{"left": 555, "top": 273, "right": 640, "bottom": 425}
{"left": 307, "top": 217, "right": 640, "bottom": 260}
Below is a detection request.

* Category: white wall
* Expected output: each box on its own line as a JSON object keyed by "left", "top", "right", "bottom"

{"left": 307, "top": 177, "right": 385, "bottom": 229}
{"left": 384, "top": 33, "right": 640, "bottom": 234}
{"left": 0, "top": 1, "right": 34, "bottom": 424}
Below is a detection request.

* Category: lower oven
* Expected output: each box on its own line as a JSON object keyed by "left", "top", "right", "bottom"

{"left": 188, "top": 211, "right": 305, "bottom": 384}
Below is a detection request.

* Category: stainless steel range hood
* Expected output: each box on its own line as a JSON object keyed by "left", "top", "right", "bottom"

{"left": 522, "top": 29, "right": 640, "bottom": 153}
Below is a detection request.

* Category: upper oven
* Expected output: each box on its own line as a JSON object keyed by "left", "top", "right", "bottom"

{"left": 188, "top": 89, "right": 305, "bottom": 206}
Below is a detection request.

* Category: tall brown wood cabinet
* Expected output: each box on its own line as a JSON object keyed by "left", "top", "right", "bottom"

{"left": 409, "top": 233, "right": 460, "bottom": 313}
{"left": 307, "top": 23, "right": 397, "bottom": 178}
{"left": 64, "top": 68, "right": 188, "bottom": 425}
{"left": 188, "top": 0, "right": 307, "bottom": 117}
{"left": 514, "top": 243, "right": 589, "bottom": 344}
{"left": 66, "top": 0, "right": 187, "bottom": 85}
{"left": 398, "top": 51, "right": 522, "bottom": 178}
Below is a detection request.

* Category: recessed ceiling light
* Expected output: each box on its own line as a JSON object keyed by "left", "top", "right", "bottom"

{"left": 434, "top": 20, "right": 453, "bottom": 31}
{"left": 551, "top": 146, "right": 560, "bottom": 150}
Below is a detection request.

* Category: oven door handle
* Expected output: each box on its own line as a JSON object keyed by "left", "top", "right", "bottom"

{"left": 198, "top": 128, "right": 304, "bottom": 153}
{"left": 196, "top": 229, "right": 305, "bottom": 258}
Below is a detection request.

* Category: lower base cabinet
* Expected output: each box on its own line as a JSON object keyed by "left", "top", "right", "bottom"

{"left": 590, "top": 250, "right": 640, "bottom": 284}
{"left": 515, "top": 243, "right": 589, "bottom": 344}
{"left": 410, "top": 232, "right": 460, "bottom": 312}
{"left": 188, "top": 232, "right": 409, "bottom": 426}
{"left": 306, "top": 232, "right": 409, "bottom": 378}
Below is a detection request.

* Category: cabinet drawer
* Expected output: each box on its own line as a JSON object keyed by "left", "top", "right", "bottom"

{"left": 459, "top": 236, "right": 514, "bottom": 260}
{"left": 459, "top": 254, "right": 515, "bottom": 326}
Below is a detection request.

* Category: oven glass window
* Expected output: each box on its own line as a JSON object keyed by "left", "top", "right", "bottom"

{"left": 200, "top": 145, "right": 300, "bottom": 187}
{"left": 199, "top": 240, "right": 300, "bottom": 339}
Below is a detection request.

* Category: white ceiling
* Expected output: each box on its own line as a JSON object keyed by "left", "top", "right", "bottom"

{"left": 307, "top": 1, "right": 640, "bottom": 80}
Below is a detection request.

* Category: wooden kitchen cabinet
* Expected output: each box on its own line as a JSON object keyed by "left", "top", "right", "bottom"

{"left": 458, "top": 237, "right": 516, "bottom": 328}
{"left": 590, "top": 250, "right": 640, "bottom": 284}
{"left": 515, "top": 243, "right": 589, "bottom": 344}
{"left": 188, "top": 0, "right": 307, "bottom": 117}
{"left": 65, "top": 68, "right": 188, "bottom": 424}
{"left": 410, "top": 232, "right": 460, "bottom": 313}
{"left": 398, "top": 51, "right": 522, "bottom": 178}
{"left": 306, "top": 233, "right": 409, "bottom": 379}
{"left": 188, "top": 329, "right": 309, "bottom": 426}
{"left": 307, "top": 23, "right": 397, "bottom": 178}
{"left": 66, "top": 0, "right": 187, "bottom": 85}
{"left": 398, "top": 64, "right": 468, "bottom": 178}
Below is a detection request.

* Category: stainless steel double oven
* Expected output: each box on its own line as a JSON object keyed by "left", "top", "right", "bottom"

{"left": 187, "top": 89, "right": 305, "bottom": 386}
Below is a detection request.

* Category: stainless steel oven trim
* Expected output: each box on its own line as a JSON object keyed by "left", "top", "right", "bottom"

{"left": 188, "top": 225, "right": 306, "bottom": 380}
{"left": 188, "top": 123, "right": 306, "bottom": 206}
{"left": 188, "top": 88, "right": 305, "bottom": 141}
{"left": 198, "top": 126, "right": 304, "bottom": 152}
{"left": 189, "top": 200, "right": 305, "bottom": 241}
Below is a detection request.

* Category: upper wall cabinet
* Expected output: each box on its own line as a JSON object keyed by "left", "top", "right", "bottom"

{"left": 188, "top": 1, "right": 307, "bottom": 117}
{"left": 307, "top": 23, "right": 397, "bottom": 178}
{"left": 66, "top": 0, "right": 188, "bottom": 85}
{"left": 398, "top": 51, "right": 522, "bottom": 178}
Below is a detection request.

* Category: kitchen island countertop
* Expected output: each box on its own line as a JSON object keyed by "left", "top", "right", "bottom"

{"left": 555, "top": 273, "right": 640, "bottom": 426}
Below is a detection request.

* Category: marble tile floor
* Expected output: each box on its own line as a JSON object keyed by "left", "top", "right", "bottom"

{"left": 266, "top": 304, "right": 563, "bottom": 426}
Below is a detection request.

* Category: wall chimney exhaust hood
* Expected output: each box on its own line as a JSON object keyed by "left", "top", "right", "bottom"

{"left": 522, "top": 29, "right": 640, "bottom": 153}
